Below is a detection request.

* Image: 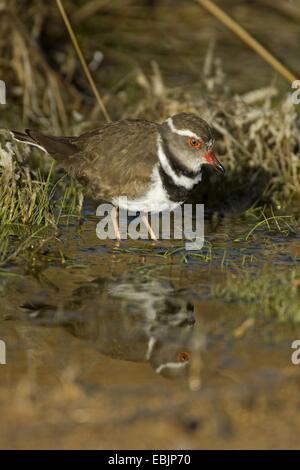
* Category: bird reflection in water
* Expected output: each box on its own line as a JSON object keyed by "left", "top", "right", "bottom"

{"left": 23, "top": 275, "right": 196, "bottom": 379}
{"left": 24, "top": 274, "right": 195, "bottom": 377}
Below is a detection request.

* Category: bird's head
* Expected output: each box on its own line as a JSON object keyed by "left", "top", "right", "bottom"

{"left": 159, "top": 112, "right": 225, "bottom": 175}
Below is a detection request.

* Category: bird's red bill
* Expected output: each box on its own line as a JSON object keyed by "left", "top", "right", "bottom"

{"left": 204, "top": 151, "right": 225, "bottom": 174}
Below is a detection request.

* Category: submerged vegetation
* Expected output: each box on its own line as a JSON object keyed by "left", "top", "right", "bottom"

{"left": 213, "top": 268, "right": 300, "bottom": 323}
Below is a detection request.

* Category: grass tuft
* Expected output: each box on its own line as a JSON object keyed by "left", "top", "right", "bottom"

{"left": 0, "top": 141, "right": 80, "bottom": 265}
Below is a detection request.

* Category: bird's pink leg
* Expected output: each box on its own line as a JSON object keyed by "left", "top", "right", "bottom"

{"left": 111, "top": 206, "right": 121, "bottom": 241}
{"left": 141, "top": 214, "right": 157, "bottom": 241}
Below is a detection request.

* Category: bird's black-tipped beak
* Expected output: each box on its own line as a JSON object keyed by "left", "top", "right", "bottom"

{"left": 204, "top": 151, "right": 225, "bottom": 175}
{"left": 214, "top": 160, "right": 225, "bottom": 174}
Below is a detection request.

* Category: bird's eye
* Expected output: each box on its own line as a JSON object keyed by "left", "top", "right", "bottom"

{"left": 176, "top": 351, "right": 191, "bottom": 363}
{"left": 187, "top": 137, "right": 202, "bottom": 149}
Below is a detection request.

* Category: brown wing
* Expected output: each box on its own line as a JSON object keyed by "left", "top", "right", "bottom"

{"left": 22, "top": 120, "right": 159, "bottom": 201}
{"left": 70, "top": 120, "right": 159, "bottom": 200}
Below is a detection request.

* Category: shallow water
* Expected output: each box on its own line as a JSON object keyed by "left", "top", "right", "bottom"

{"left": 1, "top": 203, "right": 300, "bottom": 449}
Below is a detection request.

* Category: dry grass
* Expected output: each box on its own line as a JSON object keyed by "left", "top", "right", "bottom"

{"left": 0, "top": 136, "right": 80, "bottom": 223}
{"left": 0, "top": 0, "right": 82, "bottom": 131}
{"left": 0, "top": 136, "right": 80, "bottom": 264}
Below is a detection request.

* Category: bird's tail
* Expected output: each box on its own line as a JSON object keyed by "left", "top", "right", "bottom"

{"left": 10, "top": 129, "right": 78, "bottom": 159}
{"left": 10, "top": 130, "right": 47, "bottom": 153}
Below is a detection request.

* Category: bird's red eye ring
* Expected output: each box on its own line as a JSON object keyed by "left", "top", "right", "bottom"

{"left": 187, "top": 137, "right": 202, "bottom": 149}
{"left": 176, "top": 351, "right": 191, "bottom": 363}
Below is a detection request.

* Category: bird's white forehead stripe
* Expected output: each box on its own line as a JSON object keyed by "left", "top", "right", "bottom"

{"left": 167, "top": 117, "right": 200, "bottom": 140}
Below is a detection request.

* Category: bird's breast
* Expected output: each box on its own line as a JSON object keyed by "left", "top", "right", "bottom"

{"left": 112, "top": 165, "right": 182, "bottom": 213}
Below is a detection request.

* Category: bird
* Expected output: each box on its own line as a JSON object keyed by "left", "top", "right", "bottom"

{"left": 11, "top": 112, "right": 225, "bottom": 240}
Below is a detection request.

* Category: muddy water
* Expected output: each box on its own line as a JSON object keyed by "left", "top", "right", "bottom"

{"left": 0, "top": 204, "right": 300, "bottom": 449}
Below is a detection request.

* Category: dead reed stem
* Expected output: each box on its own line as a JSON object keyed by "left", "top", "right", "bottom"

{"left": 195, "top": 0, "right": 299, "bottom": 86}
{"left": 55, "top": 0, "right": 111, "bottom": 122}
